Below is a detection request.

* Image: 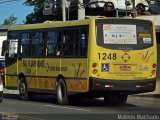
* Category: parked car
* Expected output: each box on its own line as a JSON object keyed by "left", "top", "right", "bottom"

{"left": 88, "top": 0, "right": 149, "bottom": 15}
{"left": 0, "top": 77, "right": 3, "bottom": 103}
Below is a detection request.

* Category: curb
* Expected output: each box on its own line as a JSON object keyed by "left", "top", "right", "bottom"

{"left": 133, "top": 94, "right": 160, "bottom": 98}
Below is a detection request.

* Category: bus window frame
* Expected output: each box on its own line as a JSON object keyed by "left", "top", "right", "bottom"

{"left": 10, "top": 25, "right": 89, "bottom": 59}
{"left": 96, "top": 19, "right": 154, "bottom": 50}
{"left": 8, "top": 32, "right": 19, "bottom": 58}
{"left": 31, "top": 31, "right": 45, "bottom": 57}
{"left": 59, "top": 26, "right": 89, "bottom": 58}
{"left": 20, "top": 32, "right": 31, "bottom": 57}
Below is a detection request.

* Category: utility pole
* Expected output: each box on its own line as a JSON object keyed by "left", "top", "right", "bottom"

{"left": 131, "top": 0, "right": 136, "bottom": 18}
{"left": 125, "top": 0, "right": 128, "bottom": 17}
{"left": 78, "top": 0, "right": 85, "bottom": 20}
{"left": 62, "top": 0, "right": 66, "bottom": 21}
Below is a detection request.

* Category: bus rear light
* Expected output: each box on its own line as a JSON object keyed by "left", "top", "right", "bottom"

{"left": 151, "top": 70, "right": 156, "bottom": 75}
{"left": 148, "top": 83, "right": 154, "bottom": 86}
{"left": 105, "top": 85, "right": 114, "bottom": 88}
{"left": 152, "top": 63, "right": 156, "bottom": 68}
{"left": 92, "top": 63, "right": 97, "bottom": 68}
{"left": 136, "top": 85, "right": 144, "bottom": 88}
{"left": 95, "top": 83, "right": 101, "bottom": 86}
{"left": 92, "top": 69, "right": 98, "bottom": 74}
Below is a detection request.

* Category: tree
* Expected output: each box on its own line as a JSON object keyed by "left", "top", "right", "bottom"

{"left": 3, "top": 14, "right": 17, "bottom": 25}
{"left": 24, "top": 0, "right": 47, "bottom": 24}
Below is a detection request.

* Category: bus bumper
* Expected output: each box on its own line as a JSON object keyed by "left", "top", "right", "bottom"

{"left": 89, "top": 77, "right": 156, "bottom": 94}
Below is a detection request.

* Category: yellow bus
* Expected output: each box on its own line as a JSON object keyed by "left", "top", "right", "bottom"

{"left": 3, "top": 17, "right": 157, "bottom": 105}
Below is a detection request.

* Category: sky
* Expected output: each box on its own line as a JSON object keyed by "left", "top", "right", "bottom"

{"left": 0, "top": 0, "right": 33, "bottom": 24}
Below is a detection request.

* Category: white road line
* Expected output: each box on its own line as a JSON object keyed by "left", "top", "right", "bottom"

{"left": 45, "top": 105, "right": 91, "bottom": 112}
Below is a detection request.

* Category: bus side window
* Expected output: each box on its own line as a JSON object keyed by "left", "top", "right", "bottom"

{"left": 73, "top": 30, "right": 79, "bottom": 56}
{"left": 62, "top": 30, "right": 75, "bottom": 56}
{"left": 8, "top": 32, "right": 19, "bottom": 58}
{"left": 31, "top": 32, "right": 44, "bottom": 56}
{"left": 80, "top": 29, "right": 88, "bottom": 57}
{"left": 20, "top": 33, "right": 30, "bottom": 56}
{"left": 47, "top": 31, "right": 60, "bottom": 56}
{"left": 61, "top": 32, "right": 66, "bottom": 56}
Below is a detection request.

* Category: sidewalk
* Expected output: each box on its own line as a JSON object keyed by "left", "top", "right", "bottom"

{"left": 3, "top": 88, "right": 19, "bottom": 94}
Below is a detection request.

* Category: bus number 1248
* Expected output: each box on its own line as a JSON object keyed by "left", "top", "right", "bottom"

{"left": 98, "top": 53, "right": 117, "bottom": 60}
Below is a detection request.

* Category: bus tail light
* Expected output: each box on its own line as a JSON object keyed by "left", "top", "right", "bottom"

{"left": 95, "top": 83, "right": 101, "bottom": 86}
{"left": 105, "top": 85, "right": 114, "bottom": 88}
{"left": 152, "top": 63, "right": 156, "bottom": 68}
{"left": 148, "top": 83, "right": 154, "bottom": 86}
{"left": 92, "top": 69, "right": 98, "bottom": 74}
{"left": 92, "top": 63, "right": 97, "bottom": 68}
{"left": 136, "top": 85, "right": 144, "bottom": 88}
{"left": 151, "top": 70, "right": 156, "bottom": 75}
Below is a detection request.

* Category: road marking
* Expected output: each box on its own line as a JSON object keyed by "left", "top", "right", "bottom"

{"left": 0, "top": 112, "right": 44, "bottom": 120}
{"left": 45, "top": 105, "right": 91, "bottom": 112}
{"left": 19, "top": 115, "right": 45, "bottom": 120}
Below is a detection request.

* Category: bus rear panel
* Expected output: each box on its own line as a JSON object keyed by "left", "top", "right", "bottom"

{"left": 89, "top": 19, "right": 156, "bottom": 94}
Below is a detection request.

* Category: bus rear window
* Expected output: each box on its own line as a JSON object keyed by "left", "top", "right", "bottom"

{"left": 96, "top": 19, "right": 153, "bottom": 50}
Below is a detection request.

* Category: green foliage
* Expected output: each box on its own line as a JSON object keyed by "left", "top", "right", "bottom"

{"left": 24, "top": 0, "right": 47, "bottom": 24}
{"left": 3, "top": 14, "right": 17, "bottom": 25}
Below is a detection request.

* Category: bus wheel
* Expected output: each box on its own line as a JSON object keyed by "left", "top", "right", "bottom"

{"left": 19, "top": 77, "right": 31, "bottom": 100}
{"left": 104, "top": 94, "right": 128, "bottom": 105}
{"left": 56, "top": 78, "right": 68, "bottom": 105}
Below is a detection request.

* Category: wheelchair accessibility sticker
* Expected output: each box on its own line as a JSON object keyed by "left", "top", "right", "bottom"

{"left": 101, "top": 63, "right": 109, "bottom": 72}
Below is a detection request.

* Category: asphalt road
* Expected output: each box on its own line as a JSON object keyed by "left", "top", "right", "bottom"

{"left": 0, "top": 92, "right": 160, "bottom": 120}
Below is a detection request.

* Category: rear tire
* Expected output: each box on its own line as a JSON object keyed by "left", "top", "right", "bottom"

{"left": 19, "top": 77, "right": 31, "bottom": 100}
{"left": 56, "top": 78, "right": 69, "bottom": 105}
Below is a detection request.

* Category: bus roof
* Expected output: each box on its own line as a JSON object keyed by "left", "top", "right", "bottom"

{"left": 8, "top": 17, "right": 153, "bottom": 31}
{"left": 8, "top": 19, "right": 93, "bottom": 31}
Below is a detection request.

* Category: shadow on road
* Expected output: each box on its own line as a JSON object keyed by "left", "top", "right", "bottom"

{"left": 3, "top": 93, "right": 19, "bottom": 100}
{"left": 3, "top": 93, "right": 138, "bottom": 108}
